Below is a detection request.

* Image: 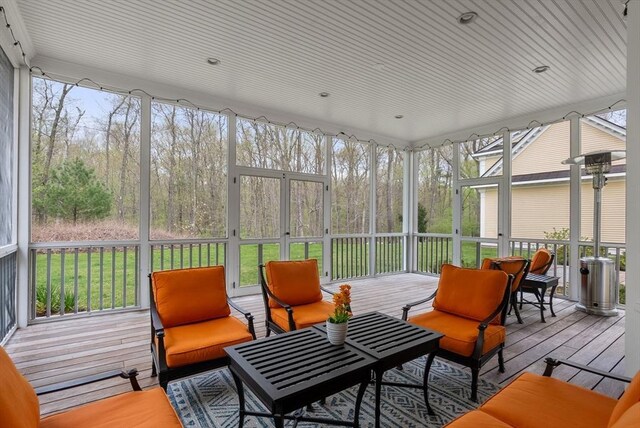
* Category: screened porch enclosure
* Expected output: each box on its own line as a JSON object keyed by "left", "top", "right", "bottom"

{"left": 22, "top": 72, "right": 628, "bottom": 324}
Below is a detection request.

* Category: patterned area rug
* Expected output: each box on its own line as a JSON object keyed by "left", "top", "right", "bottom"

{"left": 167, "top": 357, "right": 500, "bottom": 427}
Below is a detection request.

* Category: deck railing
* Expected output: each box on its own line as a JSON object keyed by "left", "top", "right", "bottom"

{"left": 150, "top": 240, "right": 226, "bottom": 272}
{"left": 0, "top": 249, "right": 17, "bottom": 342}
{"left": 509, "top": 239, "right": 626, "bottom": 304}
{"left": 375, "top": 235, "right": 405, "bottom": 274}
{"left": 331, "top": 236, "right": 370, "bottom": 280}
{"left": 29, "top": 242, "right": 140, "bottom": 321}
{"left": 415, "top": 234, "right": 453, "bottom": 275}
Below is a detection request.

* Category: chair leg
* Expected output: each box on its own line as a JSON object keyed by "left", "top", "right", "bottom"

{"left": 151, "top": 358, "right": 157, "bottom": 377}
{"left": 498, "top": 348, "right": 505, "bottom": 373}
{"left": 511, "top": 293, "right": 523, "bottom": 324}
{"left": 470, "top": 367, "right": 479, "bottom": 402}
{"left": 265, "top": 326, "right": 271, "bottom": 337}
{"left": 519, "top": 288, "right": 524, "bottom": 310}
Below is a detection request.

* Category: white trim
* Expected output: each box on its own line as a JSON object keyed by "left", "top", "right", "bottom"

{"left": 16, "top": 66, "right": 30, "bottom": 327}
{"left": 625, "top": 0, "right": 640, "bottom": 375}
{"left": 138, "top": 95, "right": 151, "bottom": 308}
{"left": 569, "top": 117, "right": 581, "bottom": 302}
{"left": 0, "top": 0, "right": 33, "bottom": 67}
{"left": 227, "top": 114, "right": 240, "bottom": 295}
{"left": 32, "top": 55, "right": 408, "bottom": 148}
{"left": 415, "top": 93, "right": 626, "bottom": 148}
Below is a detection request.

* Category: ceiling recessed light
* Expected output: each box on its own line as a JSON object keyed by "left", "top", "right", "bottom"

{"left": 533, "top": 65, "right": 550, "bottom": 74}
{"left": 394, "top": 115, "right": 404, "bottom": 119}
{"left": 373, "top": 63, "right": 386, "bottom": 71}
{"left": 319, "top": 92, "right": 330, "bottom": 98}
{"left": 206, "top": 57, "right": 221, "bottom": 65}
{"left": 457, "top": 11, "right": 478, "bottom": 25}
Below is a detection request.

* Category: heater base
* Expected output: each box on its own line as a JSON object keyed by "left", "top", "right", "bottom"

{"left": 575, "top": 303, "right": 618, "bottom": 317}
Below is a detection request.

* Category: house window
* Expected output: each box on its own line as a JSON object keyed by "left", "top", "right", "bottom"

{"left": 31, "top": 77, "right": 141, "bottom": 240}
{"left": 150, "top": 102, "right": 228, "bottom": 239}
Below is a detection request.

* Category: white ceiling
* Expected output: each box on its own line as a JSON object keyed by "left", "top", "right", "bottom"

{"left": 16, "top": 0, "right": 627, "bottom": 143}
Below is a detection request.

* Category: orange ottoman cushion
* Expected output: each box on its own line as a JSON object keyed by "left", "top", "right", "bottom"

{"left": 608, "top": 371, "right": 640, "bottom": 427}
{"left": 40, "top": 387, "right": 182, "bottom": 428}
{"left": 0, "top": 346, "right": 39, "bottom": 428}
{"left": 163, "top": 316, "right": 252, "bottom": 368}
{"left": 445, "top": 410, "right": 512, "bottom": 427}
{"left": 409, "top": 310, "right": 505, "bottom": 357}
{"left": 480, "top": 372, "right": 617, "bottom": 428}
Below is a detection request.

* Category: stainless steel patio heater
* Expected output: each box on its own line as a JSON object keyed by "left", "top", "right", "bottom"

{"left": 562, "top": 150, "right": 625, "bottom": 316}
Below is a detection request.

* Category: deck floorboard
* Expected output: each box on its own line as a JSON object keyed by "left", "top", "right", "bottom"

{"left": 4, "top": 273, "right": 626, "bottom": 417}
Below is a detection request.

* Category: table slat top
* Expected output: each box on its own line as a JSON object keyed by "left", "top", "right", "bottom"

{"left": 225, "top": 328, "right": 375, "bottom": 402}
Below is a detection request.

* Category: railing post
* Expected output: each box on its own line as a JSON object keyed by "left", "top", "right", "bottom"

{"left": 138, "top": 94, "right": 151, "bottom": 308}
{"left": 569, "top": 116, "right": 581, "bottom": 301}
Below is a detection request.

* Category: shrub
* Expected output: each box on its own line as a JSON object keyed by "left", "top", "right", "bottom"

{"left": 35, "top": 282, "right": 86, "bottom": 317}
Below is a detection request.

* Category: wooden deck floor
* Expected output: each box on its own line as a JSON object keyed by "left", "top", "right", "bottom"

{"left": 4, "top": 273, "right": 627, "bottom": 417}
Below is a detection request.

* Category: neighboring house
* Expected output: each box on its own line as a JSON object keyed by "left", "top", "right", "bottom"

{"left": 475, "top": 116, "right": 626, "bottom": 243}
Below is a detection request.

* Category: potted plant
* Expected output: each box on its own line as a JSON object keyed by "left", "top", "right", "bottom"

{"left": 326, "top": 284, "right": 351, "bottom": 345}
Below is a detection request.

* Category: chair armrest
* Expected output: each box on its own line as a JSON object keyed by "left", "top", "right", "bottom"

{"left": 150, "top": 303, "right": 165, "bottom": 338}
{"left": 543, "top": 358, "right": 633, "bottom": 382}
{"left": 262, "top": 285, "right": 293, "bottom": 313}
{"left": 402, "top": 290, "right": 437, "bottom": 320}
{"left": 320, "top": 285, "right": 335, "bottom": 296}
{"left": 35, "top": 369, "right": 142, "bottom": 395}
{"left": 227, "top": 297, "right": 257, "bottom": 340}
{"left": 227, "top": 297, "right": 252, "bottom": 318}
{"left": 478, "top": 304, "right": 507, "bottom": 331}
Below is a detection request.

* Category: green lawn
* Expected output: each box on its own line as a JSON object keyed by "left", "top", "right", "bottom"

{"left": 32, "top": 240, "right": 499, "bottom": 317}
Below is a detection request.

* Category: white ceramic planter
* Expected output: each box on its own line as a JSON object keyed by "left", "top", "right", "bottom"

{"left": 326, "top": 320, "right": 348, "bottom": 345}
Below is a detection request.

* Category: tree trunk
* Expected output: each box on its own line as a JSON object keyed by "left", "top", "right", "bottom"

{"left": 43, "top": 84, "right": 73, "bottom": 185}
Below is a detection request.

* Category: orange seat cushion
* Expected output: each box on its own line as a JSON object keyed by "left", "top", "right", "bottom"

{"left": 530, "top": 248, "right": 553, "bottom": 274}
{"left": 0, "top": 346, "right": 39, "bottom": 428}
{"left": 162, "top": 316, "right": 252, "bottom": 368}
{"left": 481, "top": 257, "right": 527, "bottom": 292}
{"left": 608, "top": 371, "right": 640, "bottom": 427}
{"left": 265, "top": 259, "right": 323, "bottom": 308}
{"left": 610, "top": 402, "right": 640, "bottom": 428}
{"left": 433, "top": 264, "right": 509, "bottom": 325}
{"left": 40, "top": 387, "right": 182, "bottom": 428}
{"left": 409, "top": 310, "right": 505, "bottom": 357}
{"left": 480, "top": 372, "right": 617, "bottom": 428}
{"left": 445, "top": 410, "right": 512, "bottom": 427}
{"left": 151, "top": 266, "right": 230, "bottom": 328}
{"left": 271, "top": 300, "right": 335, "bottom": 331}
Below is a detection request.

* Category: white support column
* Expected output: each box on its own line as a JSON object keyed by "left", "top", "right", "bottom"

{"left": 138, "top": 95, "right": 151, "bottom": 308}
{"left": 500, "top": 131, "right": 512, "bottom": 257}
{"left": 369, "top": 142, "right": 377, "bottom": 276}
{"left": 405, "top": 148, "right": 416, "bottom": 272}
{"left": 322, "top": 135, "right": 332, "bottom": 283}
{"left": 625, "top": 0, "right": 640, "bottom": 375}
{"left": 569, "top": 116, "right": 581, "bottom": 301}
{"left": 452, "top": 143, "right": 461, "bottom": 265}
{"left": 227, "top": 114, "right": 240, "bottom": 293}
{"left": 16, "top": 66, "right": 30, "bottom": 327}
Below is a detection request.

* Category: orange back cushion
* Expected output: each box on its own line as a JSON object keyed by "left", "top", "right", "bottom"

{"left": 433, "top": 264, "right": 509, "bottom": 324}
{"left": 265, "top": 259, "right": 323, "bottom": 308}
{"left": 0, "top": 346, "right": 39, "bottom": 428}
{"left": 530, "top": 248, "right": 553, "bottom": 274}
{"left": 481, "top": 257, "right": 527, "bottom": 292}
{"left": 608, "top": 371, "right": 640, "bottom": 427}
{"left": 151, "top": 266, "right": 230, "bottom": 328}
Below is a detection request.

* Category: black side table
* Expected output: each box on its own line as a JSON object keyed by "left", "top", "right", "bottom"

{"left": 520, "top": 273, "right": 560, "bottom": 322}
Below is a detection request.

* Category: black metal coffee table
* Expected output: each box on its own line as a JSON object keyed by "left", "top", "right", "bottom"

{"left": 315, "top": 312, "right": 443, "bottom": 428}
{"left": 225, "top": 327, "right": 375, "bottom": 427}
